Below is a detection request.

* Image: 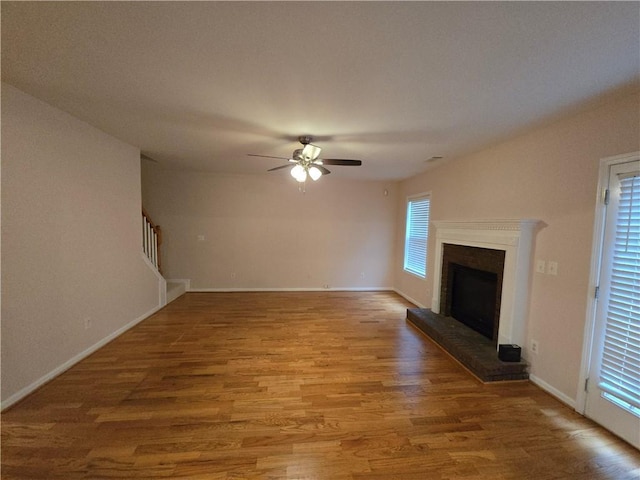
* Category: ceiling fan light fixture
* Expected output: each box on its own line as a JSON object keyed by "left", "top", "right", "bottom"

{"left": 291, "top": 164, "right": 307, "bottom": 182}
{"left": 308, "top": 165, "right": 322, "bottom": 181}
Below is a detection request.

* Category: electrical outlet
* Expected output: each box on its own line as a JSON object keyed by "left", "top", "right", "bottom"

{"left": 530, "top": 339, "right": 539, "bottom": 355}
{"left": 84, "top": 317, "right": 92, "bottom": 330}
{"left": 230, "top": 272, "right": 236, "bottom": 279}
{"left": 360, "top": 272, "right": 365, "bottom": 279}
{"left": 547, "top": 261, "right": 558, "bottom": 276}
{"left": 536, "top": 260, "right": 546, "bottom": 274}
{"left": 197, "top": 235, "right": 205, "bottom": 241}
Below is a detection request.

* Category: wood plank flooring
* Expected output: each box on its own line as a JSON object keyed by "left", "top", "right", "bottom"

{"left": 2, "top": 291, "right": 639, "bottom": 479}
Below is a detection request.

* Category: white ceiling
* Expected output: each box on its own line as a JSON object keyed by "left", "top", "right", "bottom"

{"left": 2, "top": 2, "right": 639, "bottom": 181}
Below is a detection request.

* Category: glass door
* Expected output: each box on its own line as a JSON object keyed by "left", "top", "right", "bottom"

{"left": 585, "top": 155, "right": 640, "bottom": 449}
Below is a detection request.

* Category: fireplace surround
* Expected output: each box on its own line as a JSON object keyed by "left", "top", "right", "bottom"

{"left": 431, "top": 219, "right": 541, "bottom": 354}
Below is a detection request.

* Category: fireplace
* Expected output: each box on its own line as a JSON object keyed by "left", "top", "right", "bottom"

{"left": 431, "top": 220, "right": 540, "bottom": 354}
{"left": 441, "top": 244, "right": 505, "bottom": 344}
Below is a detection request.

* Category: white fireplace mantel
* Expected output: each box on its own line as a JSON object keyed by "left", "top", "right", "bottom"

{"left": 431, "top": 219, "right": 541, "bottom": 353}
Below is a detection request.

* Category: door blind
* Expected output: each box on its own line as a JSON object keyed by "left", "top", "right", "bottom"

{"left": 599, "top": 174, "right": 640, "bottom": 409}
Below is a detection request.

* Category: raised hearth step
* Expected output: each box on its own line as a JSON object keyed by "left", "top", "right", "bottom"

{"left": 407, "top": 308, "right": 529, "bottom": 382}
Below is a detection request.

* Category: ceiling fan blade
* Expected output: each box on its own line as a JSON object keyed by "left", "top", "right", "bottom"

{"left": 313, "top": 165, "right": 331, "bottom": 175}
{"left": 320, "top": 159, "right": 362, "bottom": 166}
{"left": 248, "top": 154, "right": 290, "bottom": 160}
{"left": 268, "top": 164, "right": 294, "bottom": 172}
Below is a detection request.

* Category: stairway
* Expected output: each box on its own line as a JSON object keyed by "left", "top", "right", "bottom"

{"left": 142, "top": 208, "right": 186, "bottom": 306}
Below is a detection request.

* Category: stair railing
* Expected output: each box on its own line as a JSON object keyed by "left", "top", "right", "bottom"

{"left": 142, "top": 208, "right": 162, "bottom": 274}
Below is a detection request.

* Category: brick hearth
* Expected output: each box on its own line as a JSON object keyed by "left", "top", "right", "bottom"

{"left": 406, "top": 308, "right": 529, "bottom": 382}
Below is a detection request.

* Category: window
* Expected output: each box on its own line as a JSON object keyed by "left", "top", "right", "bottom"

{"left": 404, "top": 194, "right": 430, "bottom": 278}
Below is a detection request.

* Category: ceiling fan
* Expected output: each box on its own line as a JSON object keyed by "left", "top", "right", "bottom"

{"left": 248, "top": 136, "right": 362, "bottom": 183}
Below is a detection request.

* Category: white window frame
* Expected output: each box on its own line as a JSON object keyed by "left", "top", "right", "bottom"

{"left": 403, "top": 193, "right": 431, "bottom": 279}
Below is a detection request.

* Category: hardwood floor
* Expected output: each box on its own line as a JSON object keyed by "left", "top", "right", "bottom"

{"left": 2, "top": 291, "right": 639, "bottom": 479}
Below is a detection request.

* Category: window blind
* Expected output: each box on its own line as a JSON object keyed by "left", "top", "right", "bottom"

{"left": 599, "top": 174, "right": 640, "bottom": 409}
{"left": 404, "top": 196, "right": 430, "bottom": 278}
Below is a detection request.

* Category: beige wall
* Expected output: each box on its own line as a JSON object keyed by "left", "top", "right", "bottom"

{"left": 142, "top": 165, "right": 397, "bottom": 291}
{"left": 1, "top": 84, "right": 161, "bottom": 406}
{"left": 394, "top": 90, "right": 640, "bottom": 404}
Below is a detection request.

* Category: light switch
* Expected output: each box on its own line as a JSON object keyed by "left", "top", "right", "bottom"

{"left": 547, "top": 261, "right": 558, "bottom": 275}
{"left": 536, "top": 260, "right": 546, "bottom": 273}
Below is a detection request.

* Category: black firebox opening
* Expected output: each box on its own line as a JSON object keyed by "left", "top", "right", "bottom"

{"left": 450, "top": 263, "right": 498, "bottom": 341}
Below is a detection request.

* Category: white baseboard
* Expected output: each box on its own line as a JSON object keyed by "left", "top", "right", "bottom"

{"left": 188, "top": 286, "right": 394, "bottom": 293}
{"left": 1, "top": 303, "right": 164, "bottom": 411}
{"left": 529, "top": 374, "right": 577, "bottom": 410}
{"left": 392, "top": 288, "right": 427, "bottom": 308}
